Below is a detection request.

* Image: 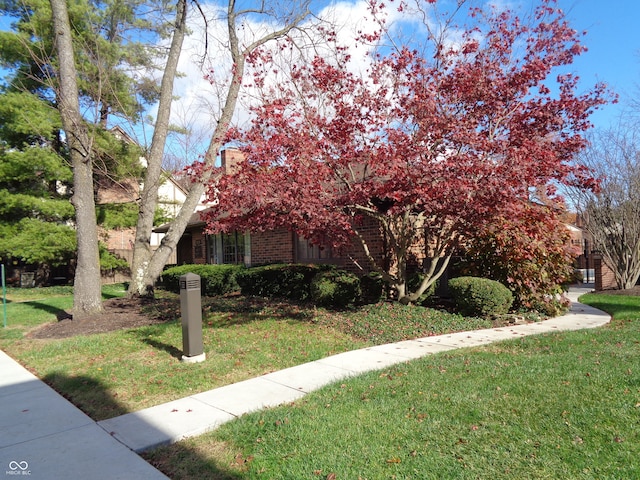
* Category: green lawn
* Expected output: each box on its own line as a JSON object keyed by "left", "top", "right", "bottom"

{"left": 143, "top": 293, "right": 640, "bottom": 480}
{"left": 0, "top": 285, "right": 488, "bottom": 421}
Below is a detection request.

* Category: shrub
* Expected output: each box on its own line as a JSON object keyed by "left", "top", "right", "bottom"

{"left": 448, "top": 276, "right": 513, "bottom": 317}
{"left": 530, "top": 294, "right": 571, "bottom": 317}
{"left": 458, "top": 205, "right": 577, "bottom": 311}
{"left": 99, "top": 244, "right": 129, "bottom": 273}
{"left": 235, "top": 264, "right": 335, "bottom": 301}
{"left": 360, "top": 272, "right": 385, "bottom": 304}
{"left": 310, "top": 270, "right": 361, "bottom": 308}
{"left": 161, "top": 264, "right": 242, "bottom": 296}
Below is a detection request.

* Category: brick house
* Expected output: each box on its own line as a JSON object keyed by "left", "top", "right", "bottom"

{"left": 98, "top": 127, "right": 212, "bottom": 273}
{"left": 164, "top": 149, "right": 621, "bottom": 292}
{"left": 155, "top": 149, "right": 391, "bottom": 274}
{"left": 565, "top": 213, "right": 620, "bottom": 290}
{"left": 163, "top": 210, "right": 387, "bottom": 276}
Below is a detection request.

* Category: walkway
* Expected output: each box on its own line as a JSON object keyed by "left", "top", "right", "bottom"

{"left": 1, "top": 286, "right": 609, "bottom": 478}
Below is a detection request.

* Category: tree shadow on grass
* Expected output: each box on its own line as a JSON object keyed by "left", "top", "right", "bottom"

{"left": 23, "top": 300, "right": 73, "bottom": 321}
{"left": 141, "top": 337, "right": 183, "bottom": 360}
{"left": 41, "top": 372, "right": 246, "bottom": 479}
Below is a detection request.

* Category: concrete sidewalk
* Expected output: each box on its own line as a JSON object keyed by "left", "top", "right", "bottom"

{"left": 99, "top": 286, "right": 609, "bottom": 453}
{"left": 1, "top": 286, "right": 610, "bottom": 478}
{"left": 0, "top": 348, "right": 169, "bottom": 479}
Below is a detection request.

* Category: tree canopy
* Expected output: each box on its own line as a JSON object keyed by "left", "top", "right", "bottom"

{"left": 571, "top": 127, "right": 640, "bottom": 289}
{"left": 205, "top": 0, "right": 610, "bottom": 303}
{"left": 0, "top": 0, "right": 168, "bottom": 298}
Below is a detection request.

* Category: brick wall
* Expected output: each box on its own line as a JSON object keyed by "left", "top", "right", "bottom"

{"left": 595, "top": 257, "right": 618, "bottom": 290}
{"left": 101, "top": 227, "right": 136, "bottom": 251}
{"left": 221, "top": 148, "right": 245, "bottom": 175}
{"left": 96, "top": 178, "right": 139, "bottom": 204}
{"left": 338, "top": 217, "right": 386, "bottom": 274}
{"left": 250, "top": 229, "right": 295, "bottom": 265}
{"left": 246, "top": 217, "right": 432, "bottom": 278}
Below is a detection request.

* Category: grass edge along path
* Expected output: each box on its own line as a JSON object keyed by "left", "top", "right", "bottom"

{"left": 143, "top": 293, "right": 639, "bottom": 480}
{"left": 1, "top": 286, "right": 494, "bottom": 420}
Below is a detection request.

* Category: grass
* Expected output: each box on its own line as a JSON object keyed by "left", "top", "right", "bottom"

{"left": 0, "top": 283, "right": 126, "bottom": 338}
{"left": 142, "top": 293, "right": 640, "bottom": 480}
{"left": 0, "top": 285, "right": 484, "bottom": 421}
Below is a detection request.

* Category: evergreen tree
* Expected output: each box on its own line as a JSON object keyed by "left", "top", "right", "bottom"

{"left": 1, "top": 0, "right": 170, "bottom": 315}
{"left": 0, "top": 90, "right": 76, "bottom": 283}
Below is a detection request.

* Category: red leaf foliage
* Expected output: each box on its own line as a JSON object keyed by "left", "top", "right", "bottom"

{"left": 204, "top": 0, "right": 610, "bottom": 302}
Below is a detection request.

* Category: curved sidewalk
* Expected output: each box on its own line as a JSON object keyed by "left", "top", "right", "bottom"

{"left": 1, "top": 287, "right": 610, "bottom": 478}
{"left": 98, "top": 286, "right": 609, "bottom": 453}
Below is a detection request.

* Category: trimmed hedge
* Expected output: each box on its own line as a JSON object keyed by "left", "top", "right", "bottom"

{"left": 235, "top": 264, "right": 335, "bottom": 301}
{"left": 311, "top": 270, "right": 362, "bottom": 308}
{"left": 161, "top": 264, "right": 243, "bottom": 296}
{"left": 448, "top": 276, "right": 513, "bottom": 317}
{"left": 162, "top": 263, "right": 386, "bottom": 308}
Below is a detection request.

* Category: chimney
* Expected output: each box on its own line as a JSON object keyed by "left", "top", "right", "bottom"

{"left": 220, "top": 148, "right": 245, "bottom": 175}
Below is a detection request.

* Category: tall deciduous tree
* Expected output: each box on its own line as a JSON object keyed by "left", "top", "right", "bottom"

{"left": 128, "top": 0, "right": 312, "bottom": 297}
{"left": 572, "top": 128, "right": 640, "bottom": 289}
{"left": 51, "top": 0, "right": 103, "bottom": 316}
{"left": 2, "top": 0, "right": 172, "bottom": 316}
{"left": 205, "top": 0, "right": 609, "bottom": 303}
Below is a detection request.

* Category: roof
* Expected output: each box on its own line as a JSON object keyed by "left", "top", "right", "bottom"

{"left": 153, "top": 209, "right": 209, "bottom": 234}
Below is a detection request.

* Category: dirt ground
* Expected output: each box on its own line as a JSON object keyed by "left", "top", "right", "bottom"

{"left": 28, "top": 297, "right": 170, "bottom": 340}
{"left": 27, "top": 285, "right": 640, "bottom": 341}
{"left": 594, "top": 285, "right": 640, "bottom": 296}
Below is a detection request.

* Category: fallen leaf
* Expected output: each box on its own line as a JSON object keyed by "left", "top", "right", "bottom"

{"left": 386, "top": 457, "right": 401, "bottom": 464}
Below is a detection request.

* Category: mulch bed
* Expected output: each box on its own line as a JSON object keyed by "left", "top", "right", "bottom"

{"left": 592, "top": 285, "right": 640, "bottom": 296}
{"left": 28, "top": 297, "right": 169, "bottom": 340}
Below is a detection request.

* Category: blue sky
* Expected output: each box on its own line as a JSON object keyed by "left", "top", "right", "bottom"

{"left": 0, "top": 0, "right": 635, "bottom": 134}
{"left": 560, "top": 0, "right": 640, "bottom": 128}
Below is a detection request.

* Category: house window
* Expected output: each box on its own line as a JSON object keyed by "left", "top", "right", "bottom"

{"left": 194, "top": 239, "right": 204, "bottom": 259}
{"left": 208, "top": 232, "right": 245, "bottom": 264}
{"left": 223, "top": 232, "right": 245, "bottom": 264}
{"left": 295, "top": 235, "right": 334, "bottom": 262}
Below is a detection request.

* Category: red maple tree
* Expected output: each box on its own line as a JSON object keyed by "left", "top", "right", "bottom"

{"left": 205, "top": 0, "right": 609, "bottom": 304}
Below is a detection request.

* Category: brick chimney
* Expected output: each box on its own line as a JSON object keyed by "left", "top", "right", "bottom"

{"left": 220, "top": 148, "right": 245, "bottom": 175}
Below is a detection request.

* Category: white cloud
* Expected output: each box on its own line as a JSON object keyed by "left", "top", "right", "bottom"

{"left": 150, "top": 0, "right": 494, "bottom": 167}
{"left": 152, "top": 1, "right": 390, "bottom": 165}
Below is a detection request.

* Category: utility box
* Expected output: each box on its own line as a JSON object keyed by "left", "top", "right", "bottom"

{"left": 179, "top": 273, "right": 206, "bottom": 363}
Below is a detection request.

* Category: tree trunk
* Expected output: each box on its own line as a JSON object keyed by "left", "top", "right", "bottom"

{"left": 129, "top": 1, "right": 310, "bottom": 296}
{"left": 51, "top": 0, "right": 103, "bottom": 318}
{"left": 129, "top": 0, "right": 188, "bottom": 297}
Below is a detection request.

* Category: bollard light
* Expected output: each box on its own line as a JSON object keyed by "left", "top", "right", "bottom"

{"left": 179, "top": 272, "right": 206, "bottom": 363}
